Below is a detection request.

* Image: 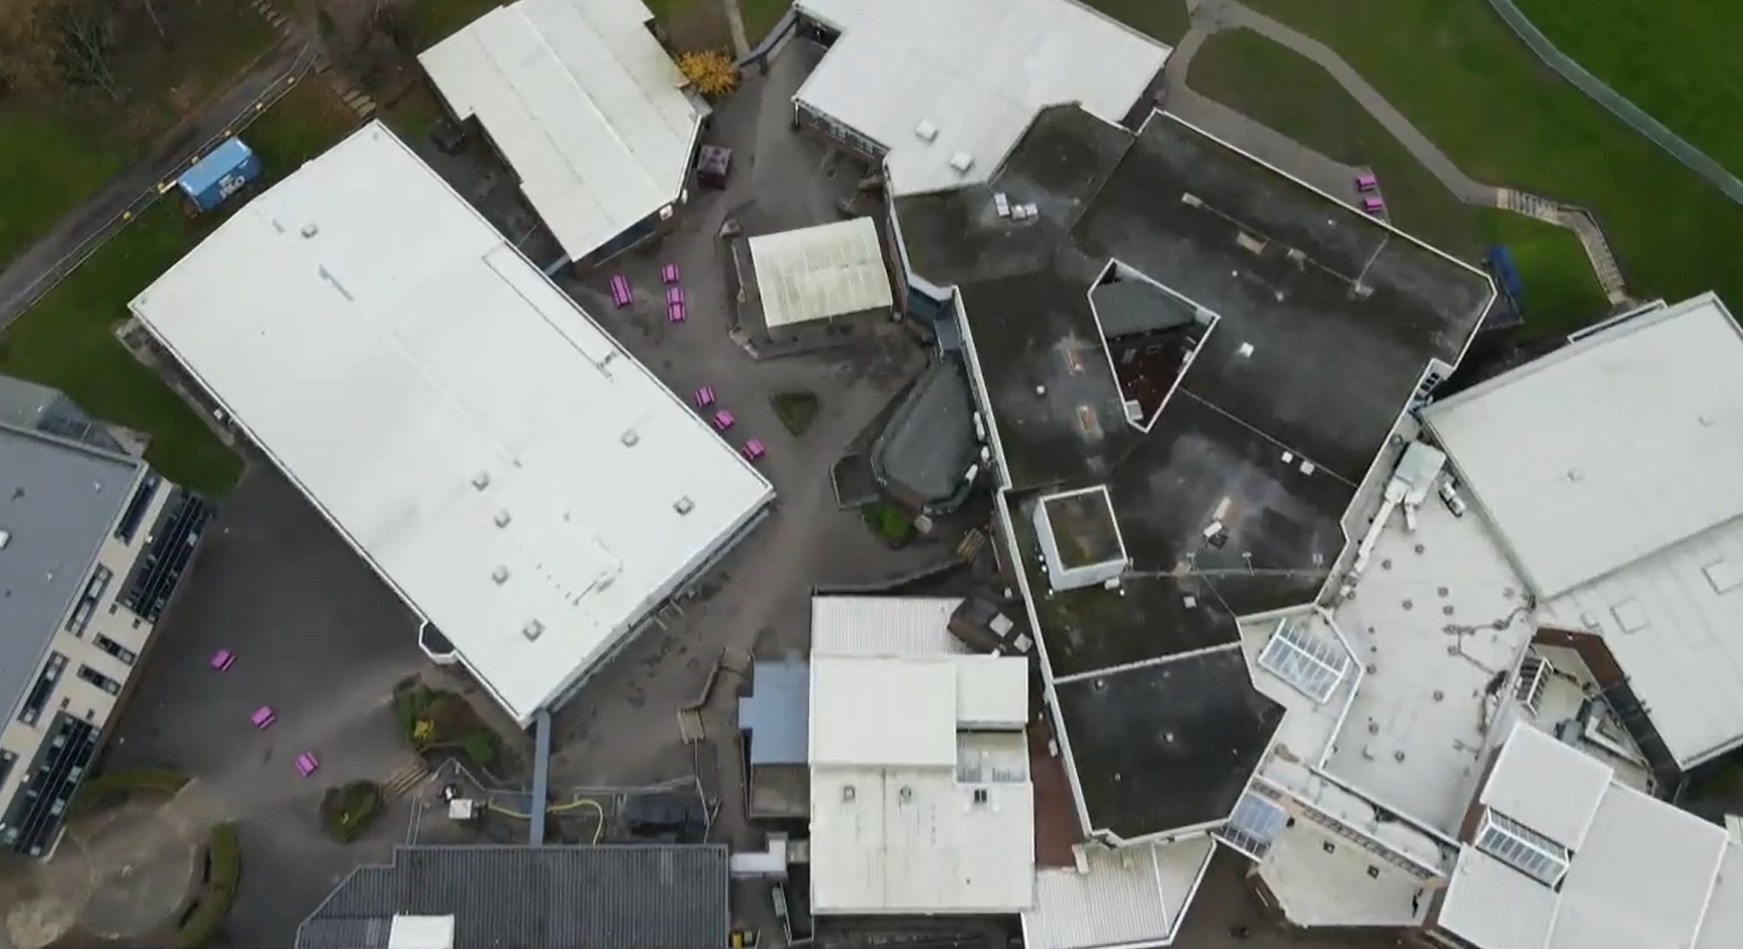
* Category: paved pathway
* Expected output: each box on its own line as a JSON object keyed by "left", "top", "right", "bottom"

{"left": 1170, "top": 0, "right": 1628, "bottom": 303}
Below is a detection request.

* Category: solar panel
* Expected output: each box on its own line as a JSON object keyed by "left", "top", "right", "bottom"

{"left": 1258, "top": 619, "right": 1351, "bottom": 704}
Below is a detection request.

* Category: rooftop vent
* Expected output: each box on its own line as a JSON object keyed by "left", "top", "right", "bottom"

{"left": 493, "top": 510, "right": 512, "bottom": 528}
{"left": 1705, "top": 559, "right": 1741, "bottom": 594}
{"left": 674, "top": 496, "right": 695, "bottom": 515}
{"left": 301, "top": 223, "right": 318, "bottom": 238}
{"left": 1236, "top": 232, "right": 1268, "bottom": 255}
{"left": 949, "top": 152, "right": 974, "bottom": 173}
{"left": 621, "top": 429, "right": 640, "bottom": 447}
{"left": 899, "top": 786, "right": 913, "bottom": 802}
{"left": 492, "top": 566, "right": 510, "bottom": 585}
{"left": 915, "top": 120, "right": 939, "bottom": 143}
{"left": 842, "top": 785, "right": 856, "bottom": 802}
{"left": 1237, "top": 342, "right": 1255, "bottom": 358}
{"left": 522, "top": 619, "right": 545, "bottom": 641}
{"left": 994, "top": 193, "right": 1011, "bottom": 217}
{"left": 0, "top": 529, "right": 9, "bottom": 549}
{"left": 471, "top": 471, "right": 491, "bottom": 491}
{"left": 1180, "top": 192, "right": 1204, "bottom": 208}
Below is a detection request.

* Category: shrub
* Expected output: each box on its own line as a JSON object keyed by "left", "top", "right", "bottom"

{"left": 770, "top": 391, "right": 819, "bottom": 436}
{"left": 861, "top": 502, "right": 916, "bottom": 547}
{"left": 462, "top": 730, "right": 498, "bottom": 771}
{"left": 177, "top": 822, "right": 241, "bottom": 948}
{"left": 677, "top": 50, "right": 740, "bottom": 97}
{"left": 319, "top": 781, "right": 384, "bottom": 843}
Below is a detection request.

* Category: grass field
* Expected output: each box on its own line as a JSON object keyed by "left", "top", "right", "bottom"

{"left": 0, "top": 82, "right": 359, "bottom": 496}
{"left": 1514, "top": 0, "right": 1743, "bottom": 177}
{"left": 1235, "top": 0, "right": 1743, "bottom": 318}
{"left": 0, "top": 1, "right": 275, "bottom": 266}
{"left": 1084, "top": 0, "right": 1191, "bottom": 44}
{"left": 1188, "top": 28, "right": 1607, "bottom": 333}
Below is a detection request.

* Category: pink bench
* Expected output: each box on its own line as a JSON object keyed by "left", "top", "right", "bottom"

{"left": 713, "top": 410, "right": 735, "bottom": 431}
{"left": 210, "top": 649, "right": 235, "bottom": 671}
{"left": 666, "top": 286, "right": 684, "bottom": 306}
{"left": 251, "top": 706, "right": 276, "bottom": 729}
{"left": 1355, "top": 173, "right": 1378, "bottom": 192}
{"left": 693, "top": 386, "right": 716, "bottom": 408}
{"left": 1362, "top": 197, "right": 1385, "bottom": 215}
{"left": 295, "top": 752, "right": 320, "bottom": 777}
{"left": 668, "top": 301, "right": 686, "bottom": 323}
{"left": 741, "top": 438, "right": 766, "bottom": 461}
{"left": 661, "top": 263, "right": 680, "bottom": 284}
{"left": 609, "top": 274, "right": 632, "bottom": 308}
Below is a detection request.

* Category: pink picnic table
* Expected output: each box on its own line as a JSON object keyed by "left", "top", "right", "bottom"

{"left": 609, "top": 274, "right": 632, "bottom": 308}
{"left": 251, "top": 706, "right": 277, "bottom": 729}
{"left": 668, "top": 301, "right": 686, "bottom": 323}
{"left": 741, "top": 438, "right": 766, "bottom": 461}
{"left": 210, "top": 649, "right": 235, "bottom": 671}
{"left": 713, "top": 410, "right": 735, "bottom": 431}
{"left": 693, "top": 386, "right": 716, "bottom": 408}
{"left": 295, "top": 752, "right": 320, "bottom": 777}
{"left": 661, "top": 263, "right": 680, "bottom": 284}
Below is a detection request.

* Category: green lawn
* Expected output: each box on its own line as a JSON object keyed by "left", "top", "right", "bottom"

{"left": 1232, "top": 0, "right": 1743, "bottom": 318}
{"left": 1514, "top": 0, "right": 1743, "bottom": 177}
{"left": 1084, "top": 0, "right": 1191, "bottom": 44}
{"left": 0, "top": 1, "right": 275, "bottom": 266}
{"left": 739, "top": 0, "right": 791, "bottom": 45}
{"left": 1188, "top": 27, "right": 1607, "bottom": 333}
{"left": 0, "top": 81, "right": 359, "bottom": 496}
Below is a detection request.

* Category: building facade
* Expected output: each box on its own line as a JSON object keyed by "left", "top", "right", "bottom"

{"left": 0, "top": 378, "right": 211, "bottom": 857}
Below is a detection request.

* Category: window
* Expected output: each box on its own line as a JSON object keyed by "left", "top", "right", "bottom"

{"left": 75, "top": 665, "right": 121, "bottom": 696}
{"left": 1476, "top": 810, "right": 1570, "bottom": 886}
{"left": 64, "top": 565, "right": 113, "bottom": 637}
{"left": 16, "top": 654, "right": 67, "bottom": 726}
{"left": 972, "top": 788, "right": 989, "bottom": 805}
{"left": 1259, "top": 618, "right": 1351, "bottom": 704}
{"left": 114, "top": 473, "right": 161, "bottom": 543}
{"left": 93, "top": 635, "right": 137, "bottom": 666}
{"left": 1215, "top": 790, "right": 1289, "bottom": 860}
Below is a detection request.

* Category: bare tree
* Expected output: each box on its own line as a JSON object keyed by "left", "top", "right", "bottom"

{"left": 140, "top": 0, "right": 165, "bottom": 41}
{"left": 50, "top": 1, "right": 118, "bottom": 100}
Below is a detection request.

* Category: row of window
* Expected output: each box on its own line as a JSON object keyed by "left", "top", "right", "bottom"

{"left": 15, "top": 652, "right": 129, "bottom": 726}
{"left": 63, "top": 565, "right": 113, "bottom": 638}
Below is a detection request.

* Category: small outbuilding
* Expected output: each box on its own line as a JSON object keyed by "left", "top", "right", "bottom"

{"left": 176, "top": 137, "right": 260, "bottom": 214}
{"left": 744, "top": 218, "right": 894, "bottom": 341}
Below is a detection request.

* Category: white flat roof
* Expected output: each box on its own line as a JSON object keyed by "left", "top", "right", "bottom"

{"left": 131, "top": 122, "right": 772, "bottom": 725}
{"left": 749, "top": 218, "right": 893, "bottom": 329}
{"left": 808, "top": 649, "right": 1035, "bottom": 914}
{"left": 420, "top": 0, "right": 702, "bottom": 261}
{"left": 793, "top": 0, "right": 1169, "bottom": 196}
{"left": 1479, "top": 722, "right": 1611, "bottom": 850}
{"left": 811, "top": 657, "right": 959, "bottom": 768}
{"left": 1426, "top": 295, "right": 1743, "bottom": 767}
{"left": 1438, "top": 724, "right": 1735, "bottom": 949}
{"left": 1425, "top": 294, "right": 1743, "bottom": 599}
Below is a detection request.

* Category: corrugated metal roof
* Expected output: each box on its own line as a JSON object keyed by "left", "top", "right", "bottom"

{"left": 1022, "top": 837, "right": 1213, "bottom": 949}
{"left": 419, "top": 0, "right": 702, "bottom": 261}
{"left": 1479, "top": 722, "right": 1610, "bottom": 850}
{"left": 1437, "top": 848, "right": 1559, "bottom": 949}
{"left": 749, "top": 218, "right": 894, "bottom": 329}
{"left": 793, "top": 0, "right": 1168, "bottom": 197}
{"left": 0, "top": 423, "right": 141, "bottom": 724}
{"left": 738, "top": 660, "right": 808, "bottom": 765}
{"left": 809, "top": 596, "right": 965, "bottom": 656}
{"left": 1425, "top": 293, "right": 1743, "bottom": 598}
{"left": 297, "top": 845, "right": 730, "bottom": 949}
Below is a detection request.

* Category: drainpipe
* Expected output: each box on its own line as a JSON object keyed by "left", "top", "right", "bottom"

{"left": 530, "top": 709, "right": 552, "bottom": 845}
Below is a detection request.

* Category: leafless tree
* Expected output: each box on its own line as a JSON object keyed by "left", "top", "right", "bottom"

{"left": 50, "top": 1, "right": 118, "bottom": 100}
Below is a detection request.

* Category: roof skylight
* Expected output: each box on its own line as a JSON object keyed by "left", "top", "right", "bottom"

{"left": 1258, "top": 618, "right": 1350, "bottom": 704}
{"left": 1476, "top": 809, "right": 1570, "bottom": 886}
{"left": 1216, "top": 789, "right": 1289, "bottom": 860}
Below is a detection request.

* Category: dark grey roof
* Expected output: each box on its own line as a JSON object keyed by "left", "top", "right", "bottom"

{"left": 871, "top": 359, "right": 977, "bottom": 507}
{"left": 739, "top": 660, "right": 809, "bottom": 766}
{"left": 893, "top": 105, "right": 1494, "bottom": 840}
{"left": 1041, "top": 489, "right": 1122, "bottom": 569}
{"left": 297, "top": 845, "right": 731, "bottom": 949}
{"left": 0, "top": 421, "right": 143, "bottom": 723}
{"left": 1089, "top": 279, "right": 1200, "bottom": 340}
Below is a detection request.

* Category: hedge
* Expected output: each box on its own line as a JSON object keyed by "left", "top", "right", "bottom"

{"left": 71, "top": 767, "right": 190, "bottom": 816}
{"left": 320, "top": 780, "right": 384, "bottom": 843}
{"left": 176, "top": 822, "right": 240, "bottom": 948}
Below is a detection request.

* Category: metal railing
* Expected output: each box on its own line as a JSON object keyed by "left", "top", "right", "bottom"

{"left": 1483, "top": 0, "right": 1743, "bottom": 206}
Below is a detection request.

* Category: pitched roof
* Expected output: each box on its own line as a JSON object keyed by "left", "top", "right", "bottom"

{"left": 297, "top": 845, "right": 730, "bottom": 949}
